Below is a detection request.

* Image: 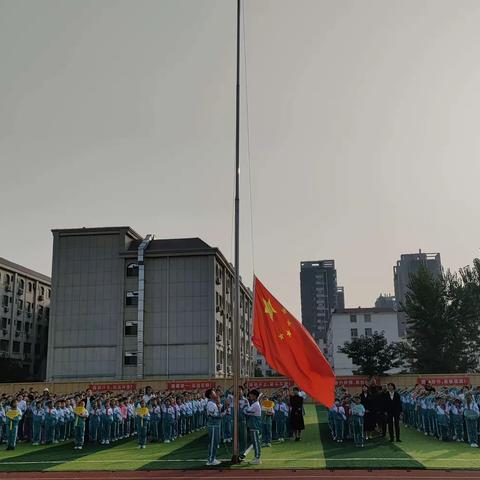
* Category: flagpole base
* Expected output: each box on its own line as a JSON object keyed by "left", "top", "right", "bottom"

{"left": 231, "top": 454, "right": 242, "bottom": 464}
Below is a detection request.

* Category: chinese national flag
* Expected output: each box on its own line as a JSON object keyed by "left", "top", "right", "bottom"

{"left": 252, "top": 277, "right": 335, "bottom": 408}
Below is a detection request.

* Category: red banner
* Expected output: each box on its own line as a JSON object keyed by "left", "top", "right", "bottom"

{"left": 336, "top": 376, "right": 371, "bottom": 387}
{"left": 89, "top": 383, "right": 137, "bottom": 392}
{"left": 167, "top": 381, "right": 215, "bottom": 391}
{"left": 417, "top": 376, "right": 470, "bottom": 387}
{"left": 247, "top": 379, "right": 294, "bottom": 389}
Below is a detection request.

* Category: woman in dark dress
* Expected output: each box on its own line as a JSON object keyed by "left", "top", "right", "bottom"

{"left": 289, "top": 387, "right": 305, "bottom": 441}
{"left": 360, "top": 384, "right": 375, "bottom": 440}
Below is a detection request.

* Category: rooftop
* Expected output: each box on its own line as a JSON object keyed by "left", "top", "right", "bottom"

{"left": 334, "top": 307, "right": 395, "bottom": 314}
{"left": 126, "top": 237, "right": 213, "bottom": 254}
{"left": 0, "top": 257, "right": 51, "bottom": 284}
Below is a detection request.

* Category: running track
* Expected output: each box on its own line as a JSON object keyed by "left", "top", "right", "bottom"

{"left": 1, "top": 471, "right": 480, "bottom": 480}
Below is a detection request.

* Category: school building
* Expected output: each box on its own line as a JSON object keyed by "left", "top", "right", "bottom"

{"left": 46, "top": 226, "right": 254, "bottom": 381}
{"left": 326, "top": 307, "right": 400, "bottom": 375}
{"left": 0, "top": 257, "right": 51, "bottom": 380}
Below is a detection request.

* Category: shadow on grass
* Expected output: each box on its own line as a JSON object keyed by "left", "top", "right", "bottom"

{"left": 0, "top": 438, "right": 132, "bottom": 472}
{"left": 316, "top": 406, "right": 424, "bottom": 470}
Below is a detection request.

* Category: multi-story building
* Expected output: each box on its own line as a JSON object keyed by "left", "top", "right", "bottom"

{"left": 300, "top": 260, "right": 342, "bottom": 342}
{"left": 46, "top": 226, "right": 253, "bottom": 381}
{"left": 375, "top": 293, "right": 396, "bottom": 310}
{"left": 394, "top": 250, "right": 442, "bottom": 337}
{"left": 0, "top": 258, "right": 51, "bottom": 380}
{"left": 326, "top": 307, "right": 399, "bottom": 375}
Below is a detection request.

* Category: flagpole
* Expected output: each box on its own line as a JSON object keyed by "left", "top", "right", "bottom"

{"left": 232, "top": 0, "right": 241, "bottom": 464}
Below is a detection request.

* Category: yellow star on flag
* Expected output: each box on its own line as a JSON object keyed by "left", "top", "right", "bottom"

{"left": 278, "top": 333, "right": 285, "bottom": 340}
{"left": 286, "top": 330, "right": 292, "bottom": 337}
{"left": 263, "top": 298, "right": 277, "bottom": 321}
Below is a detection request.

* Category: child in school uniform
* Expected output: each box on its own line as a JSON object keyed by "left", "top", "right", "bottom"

{"left": 163, "top": 398, "right": 175, "bottom": 443}
{"left": 436, "top": 398, "right": 450, "bottom": 441}
{"left": 5, "top": 399, "right": 22, "bottom": 451}
{"left": 101, "top": 399, "right": 114, "bottom": 445}
{"left": 242, "top": 389, "right": 263, "bottom": 465}
{"left": 73, "top": 400, "right": 89, "bottom": 450}
{"left": 331, "top": 399, "right": 346, "bottom": 443}
{"left": 274, "top": 395, "right": 288, "bottom": 443}
{"left": 44, "top": 400, "right": 57, "bottom": 445}
{"left": 150, "top": 398, "right": 161, "bottom": 443}
{"left": 89, "top": 399, "right": 102, "bottom": 444}
{"left": 205, "top": 388, "right": 223, "bottom": 466}
{"left": 261, "top": 396, "right": 275, "bottom": 447}
{"left": 464, "top": 393, "right": 479, "bottom": 448}
{"left": 0, "top": 402, "right": 5, "bottom": 445}
{"left": 451, "top": 398, "right": 464, "bottom": 442}
{"left": 113, "top": 400, "right": 123, "bottom": 442}
{"left": 32, "top": 400, "right": 45, "bottom": 446}
{"left": 135, "top": 399, "right": 150, "bottom": 449}
{"left": 351, "top": 395, "right": 365, "bottom": 447}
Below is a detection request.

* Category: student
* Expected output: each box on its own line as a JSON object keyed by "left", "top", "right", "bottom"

{"left": 32, "top": 400, "right": 45, "bottom": 446}
{"left": 451, "top": 398, "right": 464, "bottom": 442}
{"left": 436, "top": 399, "right": 449, "bottom": 441}
{"left": 150, "top": 398, "right": 161, "bottom": 443}
{"left": 135, "top": 399, "right": 150, "bottom": 449}
{"left": 242, "top": 389, "right": 263, "bottom": 465}
{"left": 163, "top": 398, "right": 175, "bottom": 443}
{"left": 73, "top": 400, "right": 89, "bottom": 450}
{"left": 56, "top": 400, "right": 66, "bottom": 442}
{"left": 464, "top": 393, "right": 479, "bottom": 448}
{"left": 261, "top": 396, "right": 275, "bottom": 447}
{"left": 351, "top": 396, "right": 365, "bottom": 447}
{"left": 205, "top": 388, "right": 223, "bottom": 466}
{"left": 101, "top": 400, "right": 114, "bottom": 445}
{"left": 5, "top": 399, "right": 22, "bottom": 451}
{"left": 331, "top": 399, "right": 346, "bottom": 443}
{"left": 89, "top": 399, "right": 102, "bottom": 444}
{"left": 0, "top": 402, "right": 6, "bottom": 445}
{"left": 44, "top": 401, "right": 57, "bottom": 445}
{"left": 238, "top": 386, "right": 249, "bottom": 452}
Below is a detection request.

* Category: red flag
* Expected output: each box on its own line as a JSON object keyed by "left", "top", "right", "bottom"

{"left": 252, "top": 277, "right": 335, "bottom": 408}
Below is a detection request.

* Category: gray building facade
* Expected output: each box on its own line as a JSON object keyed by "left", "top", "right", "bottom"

{"left": 46, "top": 227, "right": 253, "bottom": 381}
{"left": 300, "top": 260, "right": 342, "bottom": 342}
{"left": 0, "top": 257, "right": 51, "bottom": 380}
{"left": 393, "top": 250, "right": 442, "bottom": 337}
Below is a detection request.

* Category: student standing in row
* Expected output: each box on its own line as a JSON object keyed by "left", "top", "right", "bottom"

{"left": 205, "top": 388, "right": 223, "bottom": 466}
{"left": 6, "top": 399, "right": 22, "bottom": 451}
{"left": 243, "top": 389, "right": 262, "bottom": 465}
{"left": 73, "top": 400, "right": 89, "bottom": 450}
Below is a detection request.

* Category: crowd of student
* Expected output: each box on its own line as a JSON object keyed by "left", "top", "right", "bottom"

{"left": 329, "top": 380, "right": 480, "bottom": 449}
{"left": 0, "top": 384, "right": 307, "bottom": 466}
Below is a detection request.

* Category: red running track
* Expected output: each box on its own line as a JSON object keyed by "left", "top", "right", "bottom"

{"left": 1, "top": 471, "right": 480, "bottom": 480}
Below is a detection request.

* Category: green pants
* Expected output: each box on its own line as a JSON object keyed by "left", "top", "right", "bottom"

{"left": 137, "top": 418, "right": 149, "bottom": 446}
{"left": 238, "top": 420, "right": 247, "bottom": 453}
{"left": 74, "top": 424, "right": 85, "bottom": 447}
{"left": 7, "top": 421, "right": 19, "bottom": 449}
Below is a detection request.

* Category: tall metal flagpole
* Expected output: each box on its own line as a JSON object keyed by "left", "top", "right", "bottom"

{"left": 232, "top": 0, "right": 241, "bottom": 464}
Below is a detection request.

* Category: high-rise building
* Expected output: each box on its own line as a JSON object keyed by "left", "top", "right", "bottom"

{"left": 47, "top": 227, "right": 253, "bottom": 381}
{"left": 375, "top": 293, "right": 396, "bottom": 310}
{"left": 300, "top": 260, "right": 341, "bottom": 342}
{"left": 394, "top": 250, "right": 442, "bottom": 337}
{"left": 0, "top": 257, "right": 51, "bottom": 381}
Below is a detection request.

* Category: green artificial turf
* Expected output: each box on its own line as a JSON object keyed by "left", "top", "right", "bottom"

{"left": 1, "top": 405, "right": 480, "bottom": 471}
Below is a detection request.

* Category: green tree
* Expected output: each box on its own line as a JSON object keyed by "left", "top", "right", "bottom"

{"left": 338, "top": 332, "right": 404, "bottom": 376}
{"left": 402, "top": 263, "right": 480, "bottom": 373}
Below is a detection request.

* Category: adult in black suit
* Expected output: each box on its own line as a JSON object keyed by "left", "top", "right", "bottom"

{"left": 384, "top": 382, "right": 402, "bottom": 442}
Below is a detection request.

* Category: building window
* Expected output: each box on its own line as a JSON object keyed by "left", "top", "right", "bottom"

{"left": 365, "top": 328, "right": 372, "bottom": 337}
{"left": 47, "top": 289, "right": 51, "bottom": 299}
{"left": 12, "top": 341, "right": 20, "bottom": 353}
{"left": 45, "top": 307, "right": 50, "bottom": 320}
{"left": 18, "top": 279, "right": 24, "bottom": 290}
{"left": 0, "top": 340, "right": 8, "bottom": 352}
{"left": 350, "top": 314, "right": 357, "bottom": 323}
{"left": 28, "top": 282, "right": 33, "bottom": 293}
{"left": 35, "top": 343, "right": 40, "bottom": 355}
{"left": 26, "top": 302, "right": 32, "bottom": 313}
{"left": 351, "top": 328, "right": 358, "bottom": 339}
{"left": 16, "top": 321, "right": 22, "bottom": 332}
{"left": 364, "top": 314, "right": 371, "bottom": 323}
{"left": 24, "top": 342, "right": 31, "bottom": 354}
{"left": 124, "top": 352, "right": 137, "bottom": 365}
{"left": 126, "top": 291, "right": 139, "bottom": 306}
{"left": 1, "top": 318, "right": 7, "bottom": 329}
{"left": 40, "top": 286, "right": 45, "bottom": 296}
{"left": 2, "top": 296, "right": 8, "bottom": 308}
{"left": 126, "top": 263, "right": 139, "bottom": 277}
{"left": 124, "top": 322, "right": 138, "bottom": 336}
{"left": 17, "top": 299, "right": 23, "bottom": 310}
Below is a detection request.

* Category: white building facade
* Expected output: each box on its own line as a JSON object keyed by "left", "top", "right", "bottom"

{"left": 326, "top": 308, "right": 399, "bottom": 376}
